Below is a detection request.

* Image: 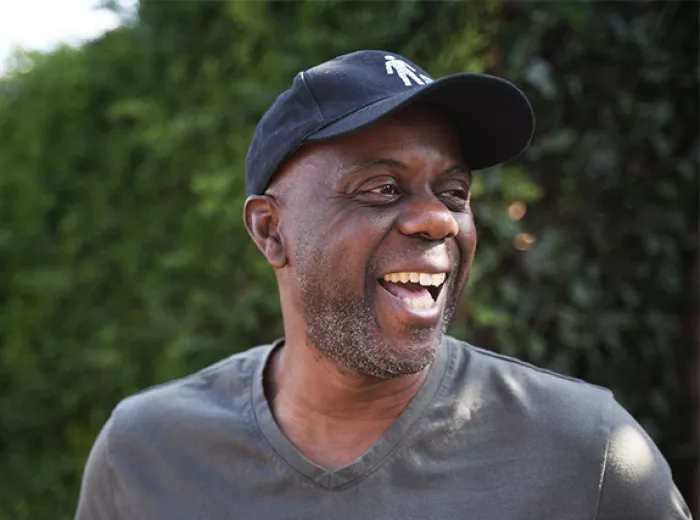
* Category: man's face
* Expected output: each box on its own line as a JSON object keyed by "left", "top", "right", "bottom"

{"left": 271, "top": 105, "right": 477, "bottom": 379}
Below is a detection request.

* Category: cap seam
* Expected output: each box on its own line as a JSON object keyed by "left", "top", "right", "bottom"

{"left": 310, "top": 90, "right": 397, "bottom": 136}
{"left": 300, "top": 71, "right": 325, "bottom": 122}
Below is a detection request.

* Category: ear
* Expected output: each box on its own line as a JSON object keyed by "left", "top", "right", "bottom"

{"left": 243, "top": 195, "right": 287, "bottom": 268}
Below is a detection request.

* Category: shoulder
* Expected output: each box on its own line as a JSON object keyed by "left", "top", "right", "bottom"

{"left": 109, "top": 343, "right": 271, "bottom": 443}
{"left": 75, "top": 344, "right": 275, "bottom": 517}
{"left": 596, "top": 400, "right": 692, "bottom": 519}
{"left": 75, "top": 415, "right": 118, "bottom": 519}
{"left": 443, "top": 336, "right": 691, "bottom": 519}
{"left": 444, "top": 336, "right": 612, "bottom": 458}
{"left": 445, "top": 335, "right": 613, "bottom": 418}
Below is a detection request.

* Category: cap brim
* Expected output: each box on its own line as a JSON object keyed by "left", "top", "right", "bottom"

{"left": 306, "top": 73, "right": 534, "bottom": 170}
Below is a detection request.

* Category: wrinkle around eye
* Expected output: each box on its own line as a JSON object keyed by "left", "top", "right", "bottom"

{"left": 437, "top": 190, "right": 470, "bottom": 211}
{"left": 350, "top": 176, "right": 403, "bottom": 203}
{"left": 355, "top": 174, "right": 400, "bottom": 192}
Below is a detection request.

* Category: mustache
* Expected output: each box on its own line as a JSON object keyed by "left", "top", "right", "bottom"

{"left": 369, "top": 242, "right": 458, "bottom": 274}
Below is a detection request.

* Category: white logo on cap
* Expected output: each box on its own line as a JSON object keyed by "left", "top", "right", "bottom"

{"left": 385, "top": 55, "right": 434, "bottom": 87}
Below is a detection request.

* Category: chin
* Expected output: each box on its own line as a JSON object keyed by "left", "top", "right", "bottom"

{"left": 368, "top": 330, "right": 443, "bottom": 379}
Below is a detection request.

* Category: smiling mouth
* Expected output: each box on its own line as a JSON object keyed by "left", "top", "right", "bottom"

{"left": 378, "top": 272, "right": 447, "bottom": 310}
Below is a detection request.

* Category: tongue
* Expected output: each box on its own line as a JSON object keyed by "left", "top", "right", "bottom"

{"left": 381, "top": 281, "right": 432, "bottom": 301}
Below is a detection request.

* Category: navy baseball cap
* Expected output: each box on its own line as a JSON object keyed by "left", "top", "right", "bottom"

{"left": 245, "top": 50, "right": 535, "bottom": 196}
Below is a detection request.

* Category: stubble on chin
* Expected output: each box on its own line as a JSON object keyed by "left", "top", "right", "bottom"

{"left": 298, "top": 272, "right": 460, "bottom": 380}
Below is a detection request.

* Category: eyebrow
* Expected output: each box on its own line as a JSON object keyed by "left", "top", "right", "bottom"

{"left": 346, "top": 157, "right": 408, "bottom": 174}
{"left": 346, "top": 158, "right": 471, "bottom": 181}
{"left": 442, "top": 164, "right": 472, "bottom": 182}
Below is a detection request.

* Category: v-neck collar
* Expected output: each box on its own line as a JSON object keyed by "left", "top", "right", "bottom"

{"left": 250, "top": 338, "right": 451, "bottom": 490}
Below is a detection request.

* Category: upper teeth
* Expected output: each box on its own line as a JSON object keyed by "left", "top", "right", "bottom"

{"left": 382, "top": 272, "right": 446, "bottom": 287}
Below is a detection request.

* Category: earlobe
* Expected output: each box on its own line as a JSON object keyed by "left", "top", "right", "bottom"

{"left": 243, "top": 196, "right": 287, "bottom": 268}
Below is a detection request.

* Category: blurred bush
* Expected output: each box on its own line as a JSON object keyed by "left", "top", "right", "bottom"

{"left": 467, "top": 3, "right": 698, "bottom": 510}
{"left": 0, "top": 1, "right": 696, "bottom": 518}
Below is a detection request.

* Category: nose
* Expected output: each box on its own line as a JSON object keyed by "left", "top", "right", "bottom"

{"left": 396, "top": 194, "right": 460, "bottom": 241}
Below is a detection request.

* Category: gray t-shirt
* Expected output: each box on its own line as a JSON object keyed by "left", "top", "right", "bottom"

{"left": 76, "top": 336, "right": 691, "bottom": 519}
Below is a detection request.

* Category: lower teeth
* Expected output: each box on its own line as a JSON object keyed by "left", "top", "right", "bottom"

{"left": 403, "top": 298, "right": 433, "bottom": 309}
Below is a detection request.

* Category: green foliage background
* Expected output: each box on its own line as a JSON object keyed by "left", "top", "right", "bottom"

{"left": 0, "top": 1, "right": 696, "bottom": 518}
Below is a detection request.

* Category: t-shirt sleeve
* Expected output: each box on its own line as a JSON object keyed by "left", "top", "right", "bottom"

{"left": 74, "top": 416, "right": 117, "bottom": 520}
{"left": 595, "top": 399, "right": 692, "bottom": 520}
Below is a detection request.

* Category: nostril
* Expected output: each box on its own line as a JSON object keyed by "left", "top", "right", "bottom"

{"left": 397, "top": 199, "right": 460, "bottom": 240}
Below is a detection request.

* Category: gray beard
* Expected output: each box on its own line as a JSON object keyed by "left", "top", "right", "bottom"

{"left": 296, "top": 257, "right": 458, "bottom": 380}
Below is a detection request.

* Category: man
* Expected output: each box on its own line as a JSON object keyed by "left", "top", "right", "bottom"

{"left": 76, "top": 50, "right": 691, "bottom": 519}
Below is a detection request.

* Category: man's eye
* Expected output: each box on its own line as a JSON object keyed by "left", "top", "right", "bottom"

{"left": 445, "top": 189, "right": 468, "bottom": 200}
{"left": 369, "top": 184, "right": 400, "bottom": 196}
{"left": 439, "top": 189, "right": 469, "bottom": 208}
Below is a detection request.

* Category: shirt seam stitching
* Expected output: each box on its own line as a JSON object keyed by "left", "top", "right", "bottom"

{"left": 330, "top": 341, "right": 458, "bottom": 491}
{"left": 247, "top": 343, "right": 328, "bottom": 489}
{"left": 250, "top": 400, "right": 325, "bottom": 488}
{"left": 468, "top": 344, "right": 609, "bottom": 391}
{"left": 249, "top": 340, "right": 455, "bottom": 492}
{"left": 119, "top": 349, "right": 262, "bottom": 403}
{"left": 592, "top": 393, "right": 614, "bottom": 520}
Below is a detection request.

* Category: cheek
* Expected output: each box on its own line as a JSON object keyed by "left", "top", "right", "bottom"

{"left": 454, "top": 213, "right": 477, "bottom": 279}
{"left": 457, "top": 212, "right": 477, "bottom": 251}
{"left": 289, "top": 210, "right": 382, "bottom": 280}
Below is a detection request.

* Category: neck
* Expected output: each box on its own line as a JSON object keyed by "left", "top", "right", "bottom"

{"left": 267, "top": 338, "right": 429, "bottom": 423}
{"left": 263, "top": 332, "right": 435, "bottom": 470}
{"left": 270, "top": 283, "right": 432, "bottom": 421}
